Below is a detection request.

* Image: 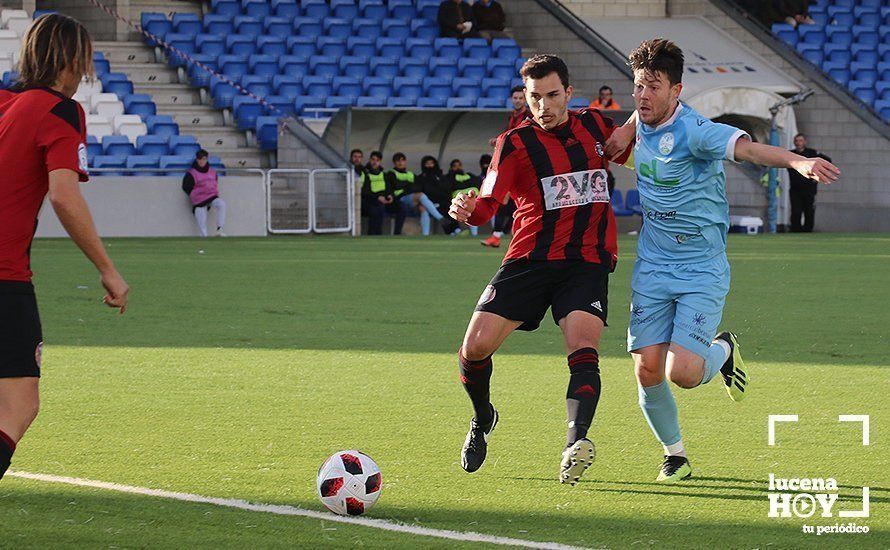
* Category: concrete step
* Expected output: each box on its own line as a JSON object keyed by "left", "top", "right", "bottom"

{"left": 127, "top": 0, "right": 204, "bottom": 41}
{"left": 162, "top": 104, "right": 226, "bottom": 126}
{"left": 135, "top": 83, "right": 203, "bottom": 106}
{"left": 214, "top": 147, "right": 274, "bottom": 169}
{"left": 111, "top": 62, "right": 180, "bottom": 85}
{"left": 187, "top": 126, "right": 249, "bottom": 149}
{"left": 94, "top": 41, "right": 157, "bottom": 64}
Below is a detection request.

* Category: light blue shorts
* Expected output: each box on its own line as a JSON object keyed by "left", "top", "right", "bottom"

{"left": 627, "top": 254, "right": 730, "bottom": 359}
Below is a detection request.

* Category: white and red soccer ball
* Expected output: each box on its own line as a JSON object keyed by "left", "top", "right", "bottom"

{"left": 317, "top": 450, "right": 382, "bottom": 516}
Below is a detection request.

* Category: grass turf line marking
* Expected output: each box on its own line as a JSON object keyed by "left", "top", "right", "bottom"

{"left": 9, "top": 471, "right": 588, "bottom": 550}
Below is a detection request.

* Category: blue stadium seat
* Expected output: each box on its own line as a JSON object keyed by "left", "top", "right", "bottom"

{"left": 880, "top": 43, "right": 890, "bottom": 63}
{"left": 288, "top": 37, "right": 315, "bottom": 58}
{"left": 446, "top": 97, "right": 475, "bottom": 109}
{"left": 772, "top": 23, "right": 799, "bottom": 46}
{"left": 141, "top": 13, "right": 172, "bottom": 46}
{"left": 390, "top": 1, "right": 416, "bottom": 22}
{"left": 146, "top": 115, "right": 179, "bottom": 138}
{"left": 310, "top": 56, "right": 340, "bottom": 78}
{"left": 102, "top": 135, "right": 135, "bottom": 156}
{"left": 852, "top": 65, "right": 878, "bottom": 86}
{"left": 463, "top": 38, "right": 491, "bottom": 58}
{"left": 272, "top": 0, "right": 300, "bottom": 18}
{"left": 137, "top": 135, "right": 170, "bottom": 156}
{"left": 405, "top": 38, "right": 434, "bottom": 61}
{"left": 256, "top": 116, "right": 280, "bottom": 150}
{"left": 824, "top": 43, "right": 851, "bottom": 64}
{"left": 219, "top": 55, "right": 249, "bottom": 81}
{"left": 319, "top": 37, "right": 348, "bottom": 58}
{"left": 854, "top": 48, "right": 879, "bottom": 66}
{"left": 418, "top": 0, "right": 439, "bottom": 21}
{"left": 382, "top": 18, "right": 410, "bottom": 40}
{"left": 212, "top": 0, "right": 240, "bottom": 17}
{"left": 234, "top": 16, "right": 263, "bottom": 38}
{"left": 361, "top": 0, "right": 387, "bottom": 20}
{"left": 186, "top": 54, "right": 217, "bottom": 88}
{"left": 293, "top": 17, "right": 322, "bottom": 39}
{"left": 400, "top": 57, "right": 428, "bottom": 78}
{"left": 387, "top": 97, "right": 416, "bottom": 108}
{"left": 203, "top": 14, "right": 234, "bottom": 37}
{"left": 93, "top": 55, "right": 110, "bottom": 76}
{"left": 830, "top": 11, "right": 854, "bottom": 26}
{"left": 226, "top": 35, "right": 256, "bottom": 56}
{"left": 325, "top": 96, "right": 354, "bottom": 110}
{"left": 357, "top": 96, "right": 387, "bottom": 107}
{"left": 431, "top": 57, "right": 459, "bottom": 79}
{"left": 100, "top": 73, "right": 134, "bottom": 98}
{"left": 826, "top": 26, "right": 853, "bottom": 47}
{"left": 302, "top": 0, "right": 330, "bottom": 19}
{"left": 876, "top": 99, "right": 890, "bottom": 119}
{"left": 352, "top": 17, "right": 382, "bottom": 36}
{"left": 377, "top": 37, "right": 404, "bottom": 58}
{"left": 164, "top": 33, "right": 195, "bottom": 67}
{"left": 233, "top": 96, "right": 265, "bottom": 131}
{"left": 250, "top": 54, "right": 279, "bottom": 78}
{"left": 492, "top": 38, "right": 521, "bottom": 59}
{"left": 244, "top": 0, "right": 272, "bottom": 19}
{"left": 159, "top": 155, "right": 194, "bottom": 171}
{"left": 127, "top": 155, "right": 160, "bottom": 175}
{"left": 279, "top": 55, "right": 309, "bottom": 77}
{"left": 822, "top": 61, "right": 851, "bottom": 85}
{"left": 476, "top": 97, "right": 504, "bottom": 109}
{"left": 459, "top": 58, "right": 487, "bottom": 79}
{"left": 482, "top": 78, "right": 510, "bottom": 99}
{"left": 196, "top": 33, "right": 225, "bottom": 56}
{"left": 257, "top": 35, "right": 287, "bottom": 56}
{"left": 610, "top": 189, "right": 632, "bottom": 216}
{"left": 92, "top": 155, "right": 127, "bottom": 175}
{"left": 394, "top": 76, "right": 423, "bottom": 99}
{"left": 332, "top": 0, "right": 360, "bottom": 19}
{"left": 853, "top": 25, "right": 879, "bottom": 47}
{"left": 1, "top": 71, "right": 18, "bottom": 89}
{"left": 209, "top": 156, "right": 226, "bottom": 174}
{"left": 878, "top": 62, "right": 890, "bottom": 82}
{"left": 294, "top": 95, "right": 326, "bottom": 115}
{"left": 264, "top": 16, "right": 293, "bottom": 39}
{"left": 242, "top": 75, "right": 273, "bottom": 97}
{"left": 797, "top": 42, "right": 823, "bottom": 65}
{"left": 850, "top": 82, "right": 876, "bottom": 104}
{"left": 324, "top": 18, "right": 352, "bottom": 39}
{"left": 418, "top": 97, "right": 447, "bottom": 108}
{"left": 347, "top": 37, "right": 376, "bottom": 58}
{"left": 170, "top": 135, "right": 200, "bottom": 157}
{"left": 568, "top": 97, "right": 589, "bottom": 109}
{"left": 487, "top": 58, "right": 515, "bottom": 81}
{"left": 798, "top": 26, "right": 826, "bottom": 45}
{"left": 172, "top": 13, "right": 202, "bottom": 36}
{"left": 435, "top": 38, "right": 461, "bottom": 59}
{"left": 210, "top": 76, "right": 240, "bottom": 109}
{"left": 371, "top": 57, "right": 399, "bottom": 78}
{"left": 411, "top": 19, "right": 438, "bottom": 40}
{"left": 877, "top": 81, "right": 890, "bottom": 101}
{"left": 86, "top": 136, "right": 102, "bottom": 161}
{"left": 364, "top": 76, "right": 392, "bottom": 98}
{"left": 340, "top": 56, "right": 370, "bottom": 79}
{"left": 452, "top": 77, "right": 481, "bottom": 100}
{"left": 856, "top": 9, "right": 881, "bottom": 27}
{"left": 333, "top": 76, "right": 363, "bottom": 99}
{"left": 273, "top": 75, "right": 303, "bottom": 100}
{"left": 303, "top": 75, "right": 333, "bottom": 97}
{"left": 123, "top": 94, "right": 157, "bottom": 118}
{"left": 424, "top": 77, "right": 452, "bottom": 100}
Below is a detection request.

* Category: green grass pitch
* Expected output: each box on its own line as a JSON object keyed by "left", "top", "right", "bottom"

{"left": 2, "top": 234, "right": 888, "bottom": 548}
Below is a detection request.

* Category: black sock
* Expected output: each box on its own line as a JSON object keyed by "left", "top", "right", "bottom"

{"left": 566, "top": 348, "right": 601, "bottom": 446}
{"left": 0, "top": 428, "right": 15, "bottom": 480}
{"left": 458, "top": 347, "right": 494, "bottom": 428}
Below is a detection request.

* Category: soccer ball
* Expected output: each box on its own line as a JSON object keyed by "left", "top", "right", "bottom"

{"left": 317, "top": 450, "right": 382, "bottom": 516}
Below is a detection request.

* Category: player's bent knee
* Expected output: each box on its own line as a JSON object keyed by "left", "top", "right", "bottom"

{"left": 460, "top": 337, "right": 496, "bottom": 362}
{"left": 666, "top": 363, "right": 698, "bottom": 389}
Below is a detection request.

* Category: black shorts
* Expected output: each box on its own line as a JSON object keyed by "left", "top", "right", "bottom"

{"left": 0, "top": 281, "right": 43, "bottom": 378}
{"left": 475, "top": 259, "right": 609, "bottom": 331}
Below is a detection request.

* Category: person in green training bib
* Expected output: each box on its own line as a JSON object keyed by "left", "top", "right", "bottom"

{"left": 445, "top": 159, "right": 481, "bottom": 236}
{"left": 385, "top": 152, "right": 449, "bottom": 236}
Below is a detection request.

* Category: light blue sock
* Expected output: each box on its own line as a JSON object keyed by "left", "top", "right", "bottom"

{"left": 418, "top": 194, "right": 443, "bottom": 220}
{"left": 470, "top": 226, "right": 478, "bottom": 236}
{"left": 638, "top": 381, "right": 682, "bottom": 446}
{"left": 700, "top": 340, "right": 730, "bottom": 385}
{"left": 420, "top": 211, "right": 431, "bottom": 236}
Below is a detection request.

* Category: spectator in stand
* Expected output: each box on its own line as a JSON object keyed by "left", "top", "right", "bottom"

{"left": 489, "top": 85, "right": 528, "bottom": 147}
{"left": 182, "top": 149, "right": 227, "bottom": 237}
{"left": 739, "top": 0, "right": 814, "bottom": 28}
{"left": 386, "top": 152, "right": 449, "bottom": 236}
{"left": 438, "top": 0, "right": 479, "bottom": 39}
{"left": 445, "top": 159, "right": 481, "bottom": 236}
{"left": 361, "top": 151, "right": 393, "bottom": 235}
{"left": 589, "top": 85, "right": 621, "bottom": 111}
{"left": 473, "top": 0, "right": 509, "bottom": 42}
{"left": 787, "top": 133, "right": 831, "bottom": 233}
{"left": 417, "top": 155, "right": 459, "bottom": 235}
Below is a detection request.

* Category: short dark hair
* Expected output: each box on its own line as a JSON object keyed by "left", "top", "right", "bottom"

{"left": 392, "top": 152, "right": 406, "bottom": 162}
{"left": 450, "top": 159, "right": 461, "bottom": 167}
{"left": 794, "top": 133, "right": 806, "bottom": 140}
{"left": 628, "top": 38, "right": 684, "bottom": 86}
{"left": 480, "top": 154, "right": 492, "bottom": 166}
{"left": 599, "top": 85, "right": 612, "bottom": 93}
{"left": 510, "top": 85, "right": 524, "bottom": 95}
{"left": 350, "top": 148, "right": 362, "bottom": 156}
{"left": 196, "top": 149, "right": 209, "bottom": 159}
{"left": 370, "top": 150, "right": 383, "bottom": 160}
{"left": 520, "top": 54, "right": 570, "bottom": 89}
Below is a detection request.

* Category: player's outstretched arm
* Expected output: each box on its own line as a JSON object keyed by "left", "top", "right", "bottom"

{"left": 734, "top": 138, "right": 841, "bottom": 185}
{"left": 604, "top": 110, "right": 637, "bottom": 159}
{"left": 48, "top": 169, "right": 129, "bottom": 314}
{"left": 449, "top": 190, "right": 500, "bottom": 227}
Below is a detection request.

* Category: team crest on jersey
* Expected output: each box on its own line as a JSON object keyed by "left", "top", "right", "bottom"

{"left": 477, "top": 285, "right": 496, "bottom": 306}
{"left": 659, "top": 133, "right": 675, "bottom": 155}
{"left": 78, "top": 142, "right": 89, "bottom": 174}
{"left": 595, "top": 143, "right": 604, "bottom": 157}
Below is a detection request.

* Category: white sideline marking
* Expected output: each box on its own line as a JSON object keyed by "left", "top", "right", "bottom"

{"left": 8, "top": 471, "right": 588, "bottom": 550}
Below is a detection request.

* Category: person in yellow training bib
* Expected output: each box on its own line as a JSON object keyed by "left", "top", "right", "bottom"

{"left": 445, "top": 159, "right": 481, "bottom": 237}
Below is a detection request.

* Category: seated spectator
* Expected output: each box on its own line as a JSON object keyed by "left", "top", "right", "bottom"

{"left": 445, "top": 159, "right": 481, "bottom": 236}
{"left": 438, "top": 0, "right": 479, "bottom": 39}
{"left": 473, "top": 0, "right": 509, "bottom": 42}
{"left": 182, "top": 149, "right": 227, "bottom": 237}
{"left": 589, "top": 85, "right": 621, "bottom": 111}
{"left": 361, "top": 151, "right": 393, "bottom": 235}
{"left": 386, "top": 152, "right": 449, "bottom": 236}
{"left": 417, "top": 155, "right": 459, "bottom": 235}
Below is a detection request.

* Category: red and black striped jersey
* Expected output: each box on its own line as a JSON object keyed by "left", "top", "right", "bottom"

{"left": 0, "top": 87, "right": 89, "bottom": 282}
{"left": 481, "top": 108, "right": 625, "bottom": 268}
{"left": 506, "top": 106, "right": 529, "bottom": 131}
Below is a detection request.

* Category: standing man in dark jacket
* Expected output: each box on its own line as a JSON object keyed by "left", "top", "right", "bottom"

{"left": 472, "top": 0, "right": 508, "bottom": 42}
{"left": 438, "top": 0, "right": 478, "bottom": 39}
{"left": 361, "top": 151, "right": 392, "bottom": 235}
{"left": 787, "top": 133, "right": 831, "bottom": 232}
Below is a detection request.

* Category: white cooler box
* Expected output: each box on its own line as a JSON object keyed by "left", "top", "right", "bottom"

{"left": 729, "top": 215, "right": 764, "bottom": 235}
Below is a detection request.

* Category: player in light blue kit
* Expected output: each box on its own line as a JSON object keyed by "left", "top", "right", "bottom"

{"left": 605, "top": 39, "right": 840, "bottom": 482}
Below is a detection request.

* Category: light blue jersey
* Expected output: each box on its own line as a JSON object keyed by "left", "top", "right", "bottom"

{"left": 633, "top": 102, "right": 748, "bottom": 264}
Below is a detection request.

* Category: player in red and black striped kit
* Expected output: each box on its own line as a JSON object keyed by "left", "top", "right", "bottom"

{"left": 0, "top": 14, "right": 129, "bottom": 481}
{"left": 449, "top": 55, "right": 631, "bottom": 484}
